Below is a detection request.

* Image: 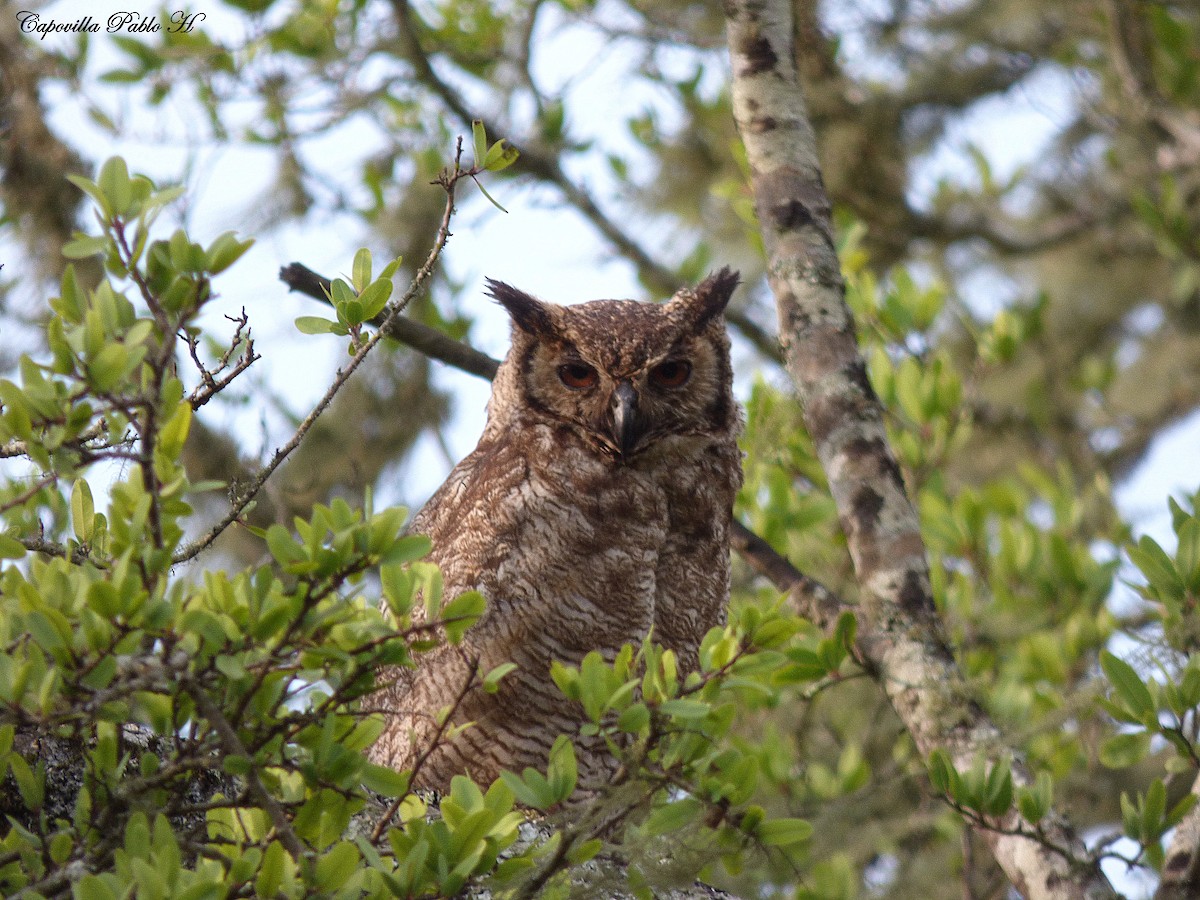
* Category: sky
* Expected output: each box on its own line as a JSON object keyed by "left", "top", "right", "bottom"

{"left": 9, "top": 1, "right": 1192, "bottom": 550}
{"left": 15, "top": 0, "right": 688, "bottom": 507}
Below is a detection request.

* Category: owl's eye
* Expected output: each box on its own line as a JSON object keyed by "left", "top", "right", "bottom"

{"left": 649, "top": 359, "right": 692, "bottom": 388}
{"left": 558, "top": 362, "right": 599, "bottom": 390}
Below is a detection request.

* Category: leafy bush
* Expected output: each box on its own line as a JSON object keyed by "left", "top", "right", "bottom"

{"left": 0, "top": 158, "right": 830, "bottom": 898}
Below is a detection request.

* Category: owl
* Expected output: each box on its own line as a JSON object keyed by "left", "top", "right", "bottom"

{"left": 368, "top": 268, "right": 743, "bottom": 791}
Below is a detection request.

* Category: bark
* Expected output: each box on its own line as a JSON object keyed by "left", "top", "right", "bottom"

{"left": 723, "top": 2, "right": 1120, "bottom": 898}
{"left": 1156, "top": 772, "right": 1200, "bottom": 899}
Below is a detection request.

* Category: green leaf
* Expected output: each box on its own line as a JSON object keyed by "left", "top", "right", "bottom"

{"left": 98, "top": 157, "right": 133, "bottom": 216}
{"left": 981, "top": 758, "right": 1013, "bottom": 816}
{"left": 546, "top": 736, "right": 577, "bottom": 801}
{"left": 441, "top": 591, "right": 486, "bottom": 644}
{"left": 659, "top": 698, "right": 711, "bottom": 720}
{"left": 1016, "top": 771, "right": 1053, "bottom": 824}
{"left": 1100, "top": 731, "right": 1151, "bottom": 769}
{"left": 1168, "top": 793, "right": 1199, "bottom": 828}
{"left": 315, "top": 842, "right": 360, "bottom": 891}
{"left": 66, "top": 174, "right": 114, "bottom": 218}
{"left": 352, "top": 248, "right": 372, "bottom": 292}
{"left": 757, "top": 817, "right": 814, "bottom": 846}
{"left": 483, "top": 139, "right": 519, "bottom": 172}
{"left": 834, "top": 610, "right": 857, "bottom": 651}
{"left": 498, "top": 770, "right": 545, "bottom": 809}
{"left": 295, "top": 316, "right": 337, "bottom": 335}
{"left": 88, "top": 343, "right": 129, "bottom": 392}
{"left": 1100, "top": 651, "right": 1156, "bottom": 721}
{"left": 1143, "top": 779, "right": 1166, "bottom": 841}
{"left": 0, "top": 534, "right": 25, "bottom": 559}
{"left": 1128, "top": 535, "right": 1184, "bottom": 600}
{"left": 256, "top": 841, "right": 285, "bottom": 898}
{"left": 926, "top": 749, "right": 954, "bottom": 794}
{"left": 358, "top": 279, "right": 393, "bottom": 320}
{"left": 266, "top": 525, "right": 305, "bottom": 565}
{"left": 144, "top": 185, "right": 186, "bottom": 212}
{"left": 380, "top": 533, "right": 431, "bottom": 565}
{"left": 379, "top": 256, "right": 403, "bottom": 281}
{"left": 205, "top": 232, "right": 253, "bottom": 274}
{"left": 644, "top": 796, "right": 701, "bottom": 836}
{"left": 472, "top": 119, "right": 489, "bottom": 167}
{"left": 158, "top": 402, "right": 192, "bottom": 461}
{"left": 473, "top": 178, "right": 509, "bottom": 213}
{"left": 74, "top": 874, "right": 119, "bottom": 900}
{"left": 482, "top": 662, "right": 517, "bottom": 693}
{"left": 1177, "top": 518, "right": 1200, "bottom": 591}
{"left": 568, "top": 838, "right": 603, "bottom": 864}
{"left": 340, "top": 298, "right": 364, "bottom": 326}
{"left": 329, "top": 278, "right": 355, "bottom": 305}
{"left": 361, "top": 764, "right": 410, "bottom": 798}
{"left": 10, "top": 753, "right": 43, "bottom": 809}
{"left": 63, "top": 234, "right": 110, "bottom": 260}
{"left": 617, "top": 703, "right": 650, "bottom": 733}
{"left": 72, "top": 479, "right": 96, "bottom": 543}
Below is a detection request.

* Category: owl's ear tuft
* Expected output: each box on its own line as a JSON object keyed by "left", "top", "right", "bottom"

{"left": 485, "top": 278, "right": 559, "bottom": 336}
{"left": 671, "top": 266, "right": 740, "bottom": 326}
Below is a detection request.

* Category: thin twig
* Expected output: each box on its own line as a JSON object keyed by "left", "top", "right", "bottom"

{"left": 1, "top": 422, "right": 110, "bottom": 460}
{"left": 0, "top": 473, "right": 57, "bottom": 515}
{"left": 368, "top": 657, "right": 480, "bottom": 843}
{"left": 174, "top": 143, "right": 470, "bottom": 564}
{"left": 184, "top": 683, "right": 308, "bottom": 861}
{"left": 184, "top": 308, "right": 259, "bottom": 409}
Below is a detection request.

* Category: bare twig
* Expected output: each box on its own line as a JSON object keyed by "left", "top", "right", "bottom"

{"left": 185, "top": 309, "right": 260, "bottom": 409}
{"left": 368, "top": 659, "right": 481, "bottom": 843}
{"left": 0, "top": 473, "right": 57, "bottom": 515}
{"left": 1, "top": 422, "right": 112, "bottom": 461}
{"left": 174, "top": 143, "right": 470, "bottom": 564}
{"left": 184, "top": 683, "right": 308, "bottom": 861}
{"left": 18, "top": 532, "right": 105, "bottom": 568}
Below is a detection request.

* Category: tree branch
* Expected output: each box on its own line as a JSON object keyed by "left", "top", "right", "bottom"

{"left": 723, "top": 2, "right": 1119, "bottom": 898}
{"left": 387, "top": 0, "right": 782, "bottom": 364}
{"left": 729, "top": 520, "right": 850, "bottom": 630}
{"left": 1104, "top": 0, "right": 1200, "bottom": 167}
{"left": 279, "top": 263, "right": 499, "bottom": 380}
{"left": 184, "top": 683, "right": 308, "bottom": 862}
{"left": 280, "top": 267, "right": 847, "bottom": 633}
{"left": 1156, "top": 771, "right": 1200, "bottom": 899}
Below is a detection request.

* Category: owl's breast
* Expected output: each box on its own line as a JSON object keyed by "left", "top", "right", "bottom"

{"left": 509, "top": 423, "right": 671, "bottom": 605}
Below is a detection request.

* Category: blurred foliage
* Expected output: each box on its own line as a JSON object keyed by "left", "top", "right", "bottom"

{"left": 1, "top": 0, "right": 1200, "bottom": 896}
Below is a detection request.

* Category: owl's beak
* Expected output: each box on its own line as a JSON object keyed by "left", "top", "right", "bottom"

{"left": 610, "top": 380, "right": 642, "bottom": 459}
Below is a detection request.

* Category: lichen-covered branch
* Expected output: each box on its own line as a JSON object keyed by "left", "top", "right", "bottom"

{"left": 1156, "top": 772, "right": 1200, "bottom": 899}
{"left": 723, "top": 2, "right": 1119, "bottom": 897}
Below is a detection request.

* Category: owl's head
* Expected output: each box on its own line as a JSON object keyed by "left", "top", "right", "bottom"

{"left": 483, "top": 268, "right": 741, "bottom": 463}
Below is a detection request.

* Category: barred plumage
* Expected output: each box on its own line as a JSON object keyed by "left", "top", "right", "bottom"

{"left": 369, "top": 269, "right": 743, "bottom": 789}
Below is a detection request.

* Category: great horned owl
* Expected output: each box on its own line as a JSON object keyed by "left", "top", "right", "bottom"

{"left": 369, "top": 268, "right": 743, "bottom": 790}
